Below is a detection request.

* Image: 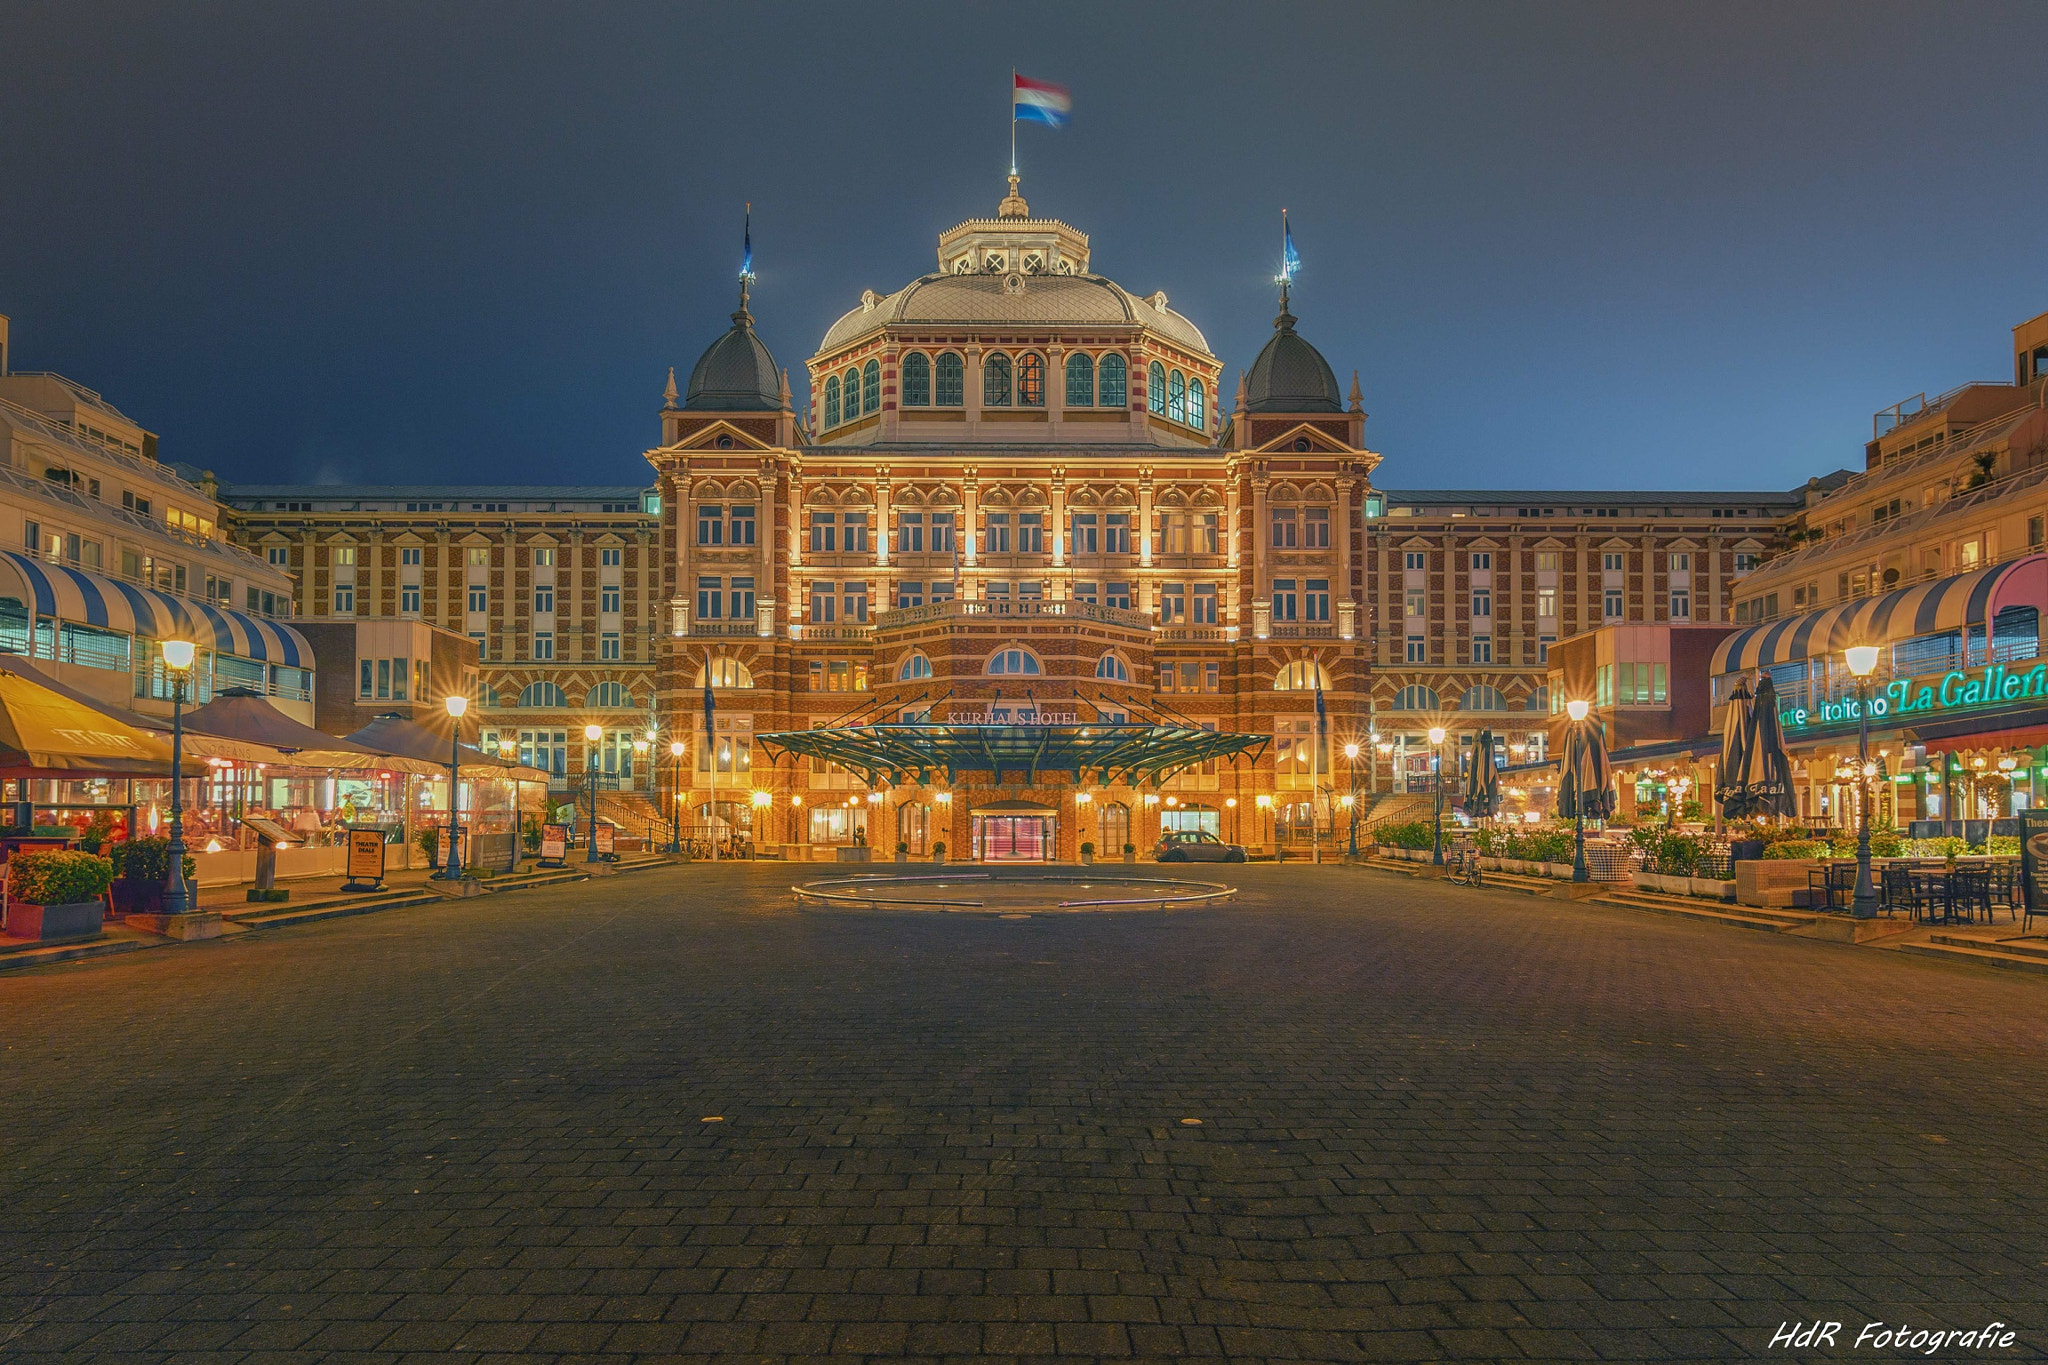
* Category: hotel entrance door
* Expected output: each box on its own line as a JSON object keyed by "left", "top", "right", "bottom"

{"left": 970, "top": 802, "right": 1058, "bottom": 861}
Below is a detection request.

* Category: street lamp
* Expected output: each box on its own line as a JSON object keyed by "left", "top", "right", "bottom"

{"left": 583, "top": 722, "right": 604, "bottom": 862}
{"left": 440, "top": 693, "right": 468, "bottom": 879}
{"left": 667, "top": 739, "right": 685, "bottom": 852}
{"left": 1343, "top": 742, "right": 1361, "bottom": 856}
{"left": 160, "top": 638, "right": 196, "bottom": 915}
{"left": 1427, "top": 725, "right": 1447, "bottom": 866}
{"left": 1565, "top": 699, "right": 1592, "bottom": 882}
{"left": 1844, "top": 644, "right": 1882, "bottom": 918}
{"left": 1225, "top": 795, "right": 1237, "bottom": 844}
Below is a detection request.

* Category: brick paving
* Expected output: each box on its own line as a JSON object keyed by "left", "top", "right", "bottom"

{"left": 1, "top": 864, "right": 2045, "bottom": 1363}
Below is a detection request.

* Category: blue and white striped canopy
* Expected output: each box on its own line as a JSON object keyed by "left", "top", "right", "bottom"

{"left": 0, "top": 550, "right": 310, "bottom": 668}
{"left": 1710, "top": 555, "right": 2036, "bottom": 679}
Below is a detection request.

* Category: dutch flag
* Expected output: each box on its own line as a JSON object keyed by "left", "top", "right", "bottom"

{"left": 1013, "top": 74, "right": 1071, "bottom": 128}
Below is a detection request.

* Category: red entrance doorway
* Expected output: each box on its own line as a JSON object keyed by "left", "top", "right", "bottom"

{"left": 970, "top": 801, "right": 1058, "bottom": 861}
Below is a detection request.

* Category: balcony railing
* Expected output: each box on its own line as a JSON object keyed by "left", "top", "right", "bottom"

{"left": 872, "top": 597, "right": 1152, "bottom": 632}
{"left": 686, "top": 620, "right": 760, "bottom": 636}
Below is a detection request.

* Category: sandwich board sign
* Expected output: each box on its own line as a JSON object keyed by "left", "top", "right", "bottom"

{"left": 539, "top": 822, "right": 569, "bottom": 867}
{"left": 594, "top": 822, "right": 615, "bottom": 858}
{"left": 343, "top": 827, "right": 387, "bottom": 892}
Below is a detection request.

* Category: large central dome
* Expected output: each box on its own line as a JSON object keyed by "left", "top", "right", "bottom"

{"left": 807, "top": 179, "right": 1222, "bottom": 449}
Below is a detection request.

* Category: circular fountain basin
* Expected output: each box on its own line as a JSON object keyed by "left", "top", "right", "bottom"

{"left": 793, "top": 872, "right": 1236, "bottom": 913}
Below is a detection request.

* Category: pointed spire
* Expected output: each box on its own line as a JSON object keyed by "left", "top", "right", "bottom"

{"left": 662, "top": 367, "right": 679, "bottom": 409}
{"left": 734, "top": 202, "right": 757, "bottom": 328}
{"left": 1274, "top": 277, "right": 1295, "bottom": 332}
{"left": 778, "top": 368, "right": 792, "bottom": 410}
{"left": 1348, "top": 370, "right": 1363, "bottom": 413}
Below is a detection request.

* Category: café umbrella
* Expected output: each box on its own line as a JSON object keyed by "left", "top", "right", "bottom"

{"left": 1558, "top": 717, "right": 1614, "bottom": 822}
{"left": 0, "top": 656, "right": 186, "bottom": 774}
{"left": 1714, "top": 678, "right": 1754, "bottom": 819}
{"left": 1741, "top": 673, "right": 1799, "bottom": 819}
{"left": 1466, "top": 729, "right": 1501, "bottom": 819}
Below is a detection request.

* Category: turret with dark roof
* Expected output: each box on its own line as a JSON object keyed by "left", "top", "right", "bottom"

{"left": 1242, "top": 284, "right": 1342, "bottom": 414}
{"left": 684, "top": 279, "right": 781, "bottom": 412}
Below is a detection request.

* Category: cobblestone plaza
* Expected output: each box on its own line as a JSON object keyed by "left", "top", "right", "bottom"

{"left": 3, "top": 866, "right": 2046, "bottom": 1362}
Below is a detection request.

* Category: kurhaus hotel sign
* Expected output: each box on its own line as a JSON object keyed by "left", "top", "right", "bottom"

{"left": 1782, "top": 662, "right": 2048, "bottom": 731}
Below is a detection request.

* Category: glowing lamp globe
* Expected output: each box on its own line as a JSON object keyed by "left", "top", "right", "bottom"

{"left": 670, "top": 740, "right": 685, "bottom": 757}
{"left": 1844, "top": 645, "right": 1881, "bottom": 678}
{"left": 444, "top": 694, "right": 468, "bottom": 719}
{"left": 1427, "top": 726, "right": 1446, "bottom": 745}
{"left": 161, "top": 639, "right": 196, "bottom": 671}
{"left": 584, "top": 724, "right": 603, "bottom": 742}
{"left": 1566, "top": 699, "right": 1590, "bottom": 723}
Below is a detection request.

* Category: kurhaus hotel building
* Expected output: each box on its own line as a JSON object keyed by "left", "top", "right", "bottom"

{"left": 641, "top": 180, "right": 1798, "bottom": 856}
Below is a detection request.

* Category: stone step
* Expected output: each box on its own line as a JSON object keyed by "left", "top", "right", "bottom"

{"left": 1592, "top": 890, "right": 1815, "bottom": 932}
{"left": 1929, "top": 932, "right": 2048, "bottom": 961}
{"left": 1896, "top": 939, "right": 2048, "bottom": 975}
{"left": 1462, "top": 871, "right": 1556, "bottom": 896}
{"left": 229, "top": 890, "right": 443, "bottom": 930}
{"left": 0, "top": 931, "right": 153, "bottom": 973}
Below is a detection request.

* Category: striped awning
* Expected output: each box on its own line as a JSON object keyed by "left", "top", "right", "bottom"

{"left": 1710, "top": 554, "right": 2042, "bottom": 678}
{"left": 0, "top": 550, "right": 311, "bottom": 668}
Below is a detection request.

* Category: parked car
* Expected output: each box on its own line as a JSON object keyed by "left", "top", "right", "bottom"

{"left": 1154, "top": 829, "right": 1247, "bottom": 863}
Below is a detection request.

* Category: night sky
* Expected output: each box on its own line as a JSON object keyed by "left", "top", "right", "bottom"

{"left": 4, "top": 2, "right": 2046, "bottom": 493}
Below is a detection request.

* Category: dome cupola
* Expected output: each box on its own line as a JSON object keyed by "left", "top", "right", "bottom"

{"left": 684, "top": 280, "right": 781, "bottom": 412}
{"left": 1242, "top": 286, "right": 1341, "bottom": 414}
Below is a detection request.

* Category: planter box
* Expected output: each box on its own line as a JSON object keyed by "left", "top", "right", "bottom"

{"left": 835, "top": 847, "right": 872, "bottom": 863}
{"left": 895, "top": 852, "right": 909, "bottom": 864}
{"left": 1079, "top": 852, "right": 1094, "bottom": 865}
{"left": 1123, "top": 852, "right": 1137, "bottom": 864}
{"left": 4, "top": 899, "right": 104, "bottom": 941}
{"left": 931, "top": 852, "right": 948, "bottom": 864}
{"left": 109, "top": 876, "right": 164, "bottom": 917}
{"left": 1736, "top": 858, "right": 1818, "bottom": 908}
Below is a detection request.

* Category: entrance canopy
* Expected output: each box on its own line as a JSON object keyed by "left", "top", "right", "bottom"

{"left": 757, "top": 722, "right": 1267, "bottom": 787}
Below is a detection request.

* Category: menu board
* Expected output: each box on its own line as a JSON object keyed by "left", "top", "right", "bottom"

{"left": 346, "top": 828, "right": 387, "bottom": 883}
{"left": 594, "top": 823, "right": 615, "bottom": 856}
{"left": 540, "top": 823, "right": 568, "bottom": 861}
{"left": 2022, "top": 809, "right": 2048, "bottom": 917}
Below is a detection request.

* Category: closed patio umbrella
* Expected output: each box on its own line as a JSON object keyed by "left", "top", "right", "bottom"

{"left": 1559, "top": 718, "right": 1614, "bottom": 822}
{"left": 1714, "top": 678, "right": 1754, "bottom": 820}
{"left": 1468, "top": 728, "right": 1500, "bottom": 819}
{"left": 1742, "top": 674, "right": 1799, "bottom": 820}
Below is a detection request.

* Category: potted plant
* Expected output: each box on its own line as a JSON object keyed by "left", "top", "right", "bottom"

{"left": 107, "top": 837, "right": 198, "bottom": 916}
{"left": 4, "top": 847, "right": 114, "bottom": 941}
{"left": 1122, "top": 841, "right": 1137, "bottom": 865}
{"left": 931, "top": 839, "right": 947, "bottom": 865}
{"left": 415, "top": 826, "right": 440, "bottom": 869}
{"left": 79, "top": 810, "right": 118, "bottom": 855}
{"left": 1079, "top": 840, "right": 1095, "bottom": 866}
{"left": 895, "top": 840, "right": 910, "bottom": 864}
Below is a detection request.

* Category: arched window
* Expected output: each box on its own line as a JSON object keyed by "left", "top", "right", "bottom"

{"left": 1147, "top": 361, "right": 1166, "bottom": 414}
{"left": 935, "top": 352, "right": 964, "bottom": 406}
{"left": 1064, "top": 353, "right": 1094, "bottom": 406}
{"left": 1095, "top": 651, "right": 1130, "bottom": 681}
{"left": 862, "top": 359, "right": 880, "bottom": 415}
{"left": 1187, "top": 377, "right": 1206, "bottom": 430}
{"left": 693, "top": 656, "right": 755, "bottom": 689}
{"left": 823, "top": 375, "right": 841, "bottom": 427}
{"left": 986, "top": 646, "right": 1042, "bottom": 676}
{"left": 901, "top": 352, "right": 931, "bottom": 406}
{"left": 587, "top": 680, "right": 631, "bottom": 708}
{"left": 1167, "top": 370, "right": 1187, "bottom": 424}
{"left": 898, "top": 651, "right": 933, "bottom": 681}
{"left": 1462, "top": 684, "right": 1508, "bottom": 711}
{"left": 1273, "top": 660, "right": 1331, "bottom": 691}
{"left": 475, "top": 682, "right": 500, "bottom": 707}
{"left": 983, "top": 353, "right": 1013, "bottom": 407}
{"left": 1099, "top": 353, "right": 1127, "bottom": 407}
{"left": 843, "top": 368, "right": 862, "bottom": 419}
{"left": 1525, "top": 686, "right": 1549, "bottom": 712}
{"left": 1017, "top": 353, "right": 1045, "bottom": 407}
{"left": 1393, "top": 684, "right": 1440, "bottom": 711}
{"left": 517, "top": 681, "right": 567, "bottom": 708}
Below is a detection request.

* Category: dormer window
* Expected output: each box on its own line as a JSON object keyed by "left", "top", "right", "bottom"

{"left": 1022, "top": 251, "right": 1045, "bottom": 274}
{"left": 954, "top": 256, "right": 973, "bottom": 274}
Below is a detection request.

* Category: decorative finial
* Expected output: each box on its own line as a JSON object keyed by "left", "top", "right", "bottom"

{"left": 1235, "top": 369, "right": 1249, "bottom": 413}
{"left": 778, "top": 368, "right": 792, "bottom": 408}
{"left": 999, "top": 173, "right": 1029, "bottom": 219}
{"left": 662, "top": 367, "right": 679, "bottom": 409}
{"left": 1348, "top": 370, "right": 1363, "bottom": 413}
{"left": 735, "top": 202, "right": 756, "bottom": 326}
{"left": 1275, "top": 278, "right": 1294, "bottom": 331}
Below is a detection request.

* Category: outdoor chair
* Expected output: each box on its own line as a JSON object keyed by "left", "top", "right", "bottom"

{"left": 1951, "top": 867, "right": 1995, "bottom": 925}
{"left": 1879, "top": 863, "right": 1913, "bottom": 918}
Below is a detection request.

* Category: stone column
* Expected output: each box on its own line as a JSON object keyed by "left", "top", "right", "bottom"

{"left": 963, "top": 471, "right": 980, "bottom": 574}
{"left": 1046, "top": 345, "right": 1064, "bottom": 443}
{"left": 1136, "top": 472, "right": 1154, "bottom": 615}
{"left": 1050, "top": 470, "right": 1066, "bottom": 575}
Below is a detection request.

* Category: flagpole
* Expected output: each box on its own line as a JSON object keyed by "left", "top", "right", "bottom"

{"left": 1311, "top": 698, "right": 1321, "bottom": 865}
{"left": 1009, "top": 68, "right": 1017, "bottom": 176}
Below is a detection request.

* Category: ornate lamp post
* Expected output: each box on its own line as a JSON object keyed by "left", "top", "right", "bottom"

{"left": 583, "top": 722, "right": 604, "bottom": 862}
{"left": 1844, "top": 644, "right": 1881, "bottom": 918}
{"left": 1428, "top": 725, "right": 1447, "bottom": 866}
{"left": 1225, "top": 796, "right": 1238, "bottom": 845}
{"left": 440, "top": 693, "right": 468, "bottom": 879}
{"left": 1566, "top": 699, "right": 1591, "bottom": 883}
{"left": 1343, "top": 741, "right": 1361, "bottom": 856}
{"left": 667, "top": 739, "right": 685, "bottom": 852}
{"left": 160, "top": 638, "right": 196, "bottom": 915}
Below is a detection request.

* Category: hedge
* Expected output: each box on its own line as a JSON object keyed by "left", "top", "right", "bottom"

{"left": 8, "top": 849, "right": 114, "bottom": 905}
{"left": 109, "top": 836, "right": 198, "bottom": 885}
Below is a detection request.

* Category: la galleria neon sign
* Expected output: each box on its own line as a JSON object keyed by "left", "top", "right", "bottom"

{"left": 1783, "top": 662, "right": 2048, "bottom": 730}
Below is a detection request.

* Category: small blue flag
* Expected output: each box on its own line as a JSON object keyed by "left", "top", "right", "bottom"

{"left": 702, "top": 652, "right": 717, "bottom": 754}
{"left": 1314, "top": 678, "right": 1328, "bottom": 739}
{"left": 1282, "top": 211, "right": 1301, "bottom": 283}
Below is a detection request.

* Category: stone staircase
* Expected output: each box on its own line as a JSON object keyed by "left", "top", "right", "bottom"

{"left": 1359, "top": 791, "right": 1434, "bottom": 836}
{"left": 1896, "top": 931, "right": 2048, "bottom": 975}
{"left": 1591, "top": 887, "right": 1819, "bottom": 933}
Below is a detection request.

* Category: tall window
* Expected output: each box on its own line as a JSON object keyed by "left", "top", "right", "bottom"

{"left": 861, "top": 359, "right": 880, "bottom": 414}
{"left": 901, "top": 352, "right": 931, "bottom": 406}
{"left": 1272, "top": 579, "right": 1298, "bottom": 621}
{"left": 1104, "top": 513, "right": 1131, "bottom": 554}
{"left": 728, "top": 505, "right": 755, "bottom": 546}
{"left": 601, "top": 585, "right": 621, "bottom": 613}
{"left": 1070, "top": 514, "right": 1097, "bottom": 554}
{"left": 1604, "top": 589, "right": 1625, "bottom": 618}
{"left": 1670, "top": 588, "right": 1691, "bottom": 619}
{"left": 842, "top": 582, "right": 868, "bottom": 623}
{"left": 1147, "top": 361, "right": 1166, "bottom": 414}
{"left": 810, "top": 514, "right": 837, "bottom": 553}
{"left": 983, "top": 353, "right": 1013, "bottom": 406}
{"left": 1303, "top": 507, "right": 1329, "bottom": 548}
{"left": 900, "top": 651, "right": 932, "bottom": 680}
{"left": 468, "top": 584, "right": 488, "bottom": 613}
{"left": 534, "top": 584, "right": 554, "bottom": 613}
{"left": 1099, "top": 353, "right": 1127, "bottom": 407}
{"left": 1159, "top": 582, "right": 1187, "bottom": 623}
{"left": 1018, "top": 353, "right": 1045, "bottom": 407}
{"left": 930, "top": 513, "right": 955, "bottom": 553}
{"left": 696, "top": 576, "right": 722, "bottom": 620}
{"left": 935, "top": 352, "right": 964, "bottom": 406}
{"left": 1305, "top": 579, "right": 1330, "bottom": 621}
{"left": 1271, "top": 508, "right": 1297, "bottom": 548}
{"left": 1095, "top": 652, "right": 1130, "bottom": 681}
{"left": 1016, "top": 513, "right": 1043, "bottom": 554}
{"left": 810, "top": 581, "right": 836, "bottom": 623}
{"left": 1471, "top": 588, "right": 1492, "bottom": 617}
{"left": 1167, "top": 370, "right": 1187, "bottom": 423}
{"left": 1193, "top": 583, "right": 1218, "bottom": 623}
{"left": 1065, "top": 353, "right": 1093, "bottom": 406}
{"left": 1187, "top": 377, "right": 1206, "bottom": 429}
{"left": 823, "top": 375, "right": 841, "bottom": 427}
{"left": 898, "top": 512, "right": 924, "bottom": 554}
{"left": 842, "top": 513, "right": 869, "bottom": 553}
{"left": 984, "top": 514, "right": 1011, "bottom": 554}
{"left": 697, "top": 505, "right": 724, "bottom": 545}
{"left": 730, "top": 576, "right": 755, "bottom": 621}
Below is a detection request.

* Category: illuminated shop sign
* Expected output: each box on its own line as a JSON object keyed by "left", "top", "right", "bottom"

{"left": 1783, "top": 663, "right": 2048, "bottom": 731}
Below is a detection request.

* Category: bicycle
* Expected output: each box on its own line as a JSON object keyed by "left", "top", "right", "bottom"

{"left": 1449, "top": 845, "right": 1485, "bottom": 887}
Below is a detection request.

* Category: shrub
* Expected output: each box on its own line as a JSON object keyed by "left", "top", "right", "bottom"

{"left": 1908, "top": 836, "right": 1969, "bottom": 860}
{"left": 416, "top": 827, "right": 439, "bottom": 862}
{"left": 109, "top": 836, "right": 197, "bottom": 885}
{"left": 8, "top": 848, "right": 113, "bottom": 905}
{"left": 931, "top": 840, "right": 947, "bottom": 856}
{"left": 1763, "top": 840, "right": 1830, "bottom": 859}
{"left": 1377, "top": 821, "right": 1435, "bottom": 850}
{"left": 1654, "top": 831, "right": 1709, "bottom": 877}
{"left": 1080, "top": 841, "right": 1095, "bottom": 856}
{"left": 80, "top": 811, "right": 118, "bottom": 855}
{"left": 521, "top": 815, "right": 543, "bottom": 852}
{"left": 895, "top": 840, "right": 909, "bottom": 854}
{"left": 1122, "top": 842, "right": 1136, "bottom": 854}
{"left": 1514, "top": 829, "right": 1577, "bottom": 864}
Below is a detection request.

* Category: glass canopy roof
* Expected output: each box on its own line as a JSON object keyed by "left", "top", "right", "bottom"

{"left": 755, "top": 723, "right": 1268, "bottom": 788}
